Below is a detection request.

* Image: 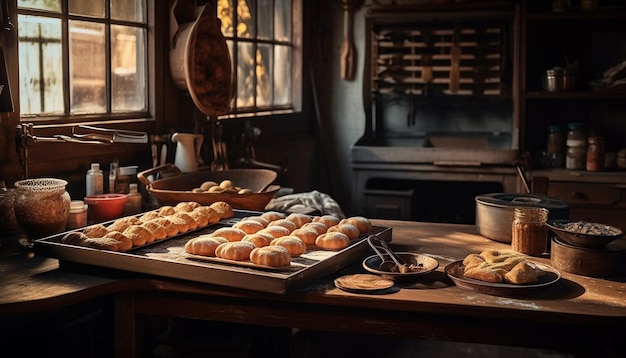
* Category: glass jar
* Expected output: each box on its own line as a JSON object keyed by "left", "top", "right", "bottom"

{"left": 67, "top": 200, "right": 88, "bottom": 230}
{"left": 566, "top": 122, "right": 587, "bottom": 170}
{"left": 586, "top": 136, "right": 605, "bottom": 171}
{"left": 546, "top": 124, "right": 565, "bottom": 167}
{"left": 13, "top": 178, "right": 71, "bottom": 248}
{"left": 0, "top": 186, "right": 18, "bottom": 236}
{"left": 511, "top": 207, "right": 548, "bottom": 256}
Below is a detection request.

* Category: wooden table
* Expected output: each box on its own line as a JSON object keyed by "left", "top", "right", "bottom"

{"left": 2, "top": 220, "right": 626, "bottom": 357}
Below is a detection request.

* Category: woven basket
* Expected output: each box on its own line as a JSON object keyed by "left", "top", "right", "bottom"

{"left": 138, "top": 165, "right": 279, "bottom": 211}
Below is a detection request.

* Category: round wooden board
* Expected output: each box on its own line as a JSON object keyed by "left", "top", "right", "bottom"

{"left": 334, "top": 274, "right": 394, "bottom": 293}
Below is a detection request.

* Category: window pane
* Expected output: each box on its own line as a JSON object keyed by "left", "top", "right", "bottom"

{"left": 111, "top": 25, "right": 147, "bottom": 112}
{"left": 218, "top": 0, "right": 234, "bottom": 37}
{"left": 275, "top": 0, "right": 291, "bottom": 42}
{"left": 18, "top": 15, "right": 63, "bottom": 114}
{"left": 238, "top": 0, "right": 254, "bottom": 38}
{"left": 257, "top": 0, "right": 271, "bottom": 40}
{"left": 69, "top": 20, "right": 106, "bottom": 114}
{"left": 18, "top": 0, "right": 61, "bottom": 12}
{"left": 111, "top": 0, "right": 146, "bottom": 22}
{"left": 69, "top": 0, "right": 104, "bottom": 18}
{"left": 256, "top": 44, "right": 271, "bottom": 107}
{"left": 237, "top": 42, "right": 255, "bottom": 108}
{"left": 274, "top": 45, "right": 291, "bottom": 105}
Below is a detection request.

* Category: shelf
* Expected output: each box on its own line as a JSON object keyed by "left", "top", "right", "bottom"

{"left": 526, "top": 91, "right": 626, "bottom": 100}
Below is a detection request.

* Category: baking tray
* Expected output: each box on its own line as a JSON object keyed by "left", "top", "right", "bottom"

{"left": 33, "top": 210, "right": 392, "bottom": 294}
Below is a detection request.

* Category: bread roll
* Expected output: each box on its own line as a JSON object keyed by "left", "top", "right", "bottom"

{"left": 340, "top": 216, "right": 373, "bottom": 234}
{"left": 62, "top": 231, "right": 89, "bottom": 245}
{"left": 188, "top": 210, "right": 210, "bottom": 228}
{"left": 192, "top": 206, "right": 221, "bottom": 225}
{"left": 260, "top": 211, "right": 285, "bottom": 222}
{"left": 83, "top": 237, "right": 121, "bottom": 251}
{"left": 315, "top": 231, "right": 350, "bottom": 251}
{"left": 270, "top": 236, "right": 306, "bottom": 257}
{"left": 301, "top": 222, "right": 328, "bottom": 235}
{"left": 210, "top": 201, "right": 234, "bottom": 219}
{"left": 267, "top": 219, "right": 297, "bottom": 233}
{"left": 124, "top": 225, "right": 154, "bottom": 247}
{"left": 250, "top": 246, "right": 291, "bottom": 267}
{"left": 313, "top": 215, "right": 340, "bottom": 228}
{"left": 290, "top": 227, "right": 319, "bottom": 246}
{"left": 215, "top": 241, "right": 255, "bottom": 261}
{"left": 327, "top": 223, "right": 360, "bottom": 240}
{"left": 166, "top": 215, "right": 190, "bottom": 234}
{"left": 171, "top": 211, "right": 198, "bottom": 231}
{"left": 149, "top": 217, "right": 179, "bottom": 237}
{"left": 141, "top": 221, "right": 168, "bottom": 241}
{"left": 211, "top": 227, "right": 247, "bottom": 242}
{"left": 103, "top": 231, "right": 133, "bottom": 251}
{"left": 258, "top": 225, "right": 291, "bottom": 239}
{"left": 82, "top": 224, "right": 110, "bottom": 238}
{"left": 108, "top": 216, "right": 141, "bottom": 232}
{"left": 233, "top": 219, "right": 265, "bottom": 234}
{"left": 175, "top": 201, "right": 194, "bottom": 213}
{"left": 240, "top": 216, "right": 269, "bottom": 228}
{"left": 158, "top": 206, "right": 177, "bottom": 216}
{"left": 185, "top": 236, "right": 228, "bottom": 256}
{"left": 139, "top": 210, "right": 162, "bottom": 222}
{"left": 285, "top": 213, "right": 312, "bottom": 228}
{"left": 242, "top": 232, "right": 274, "bottom": 247}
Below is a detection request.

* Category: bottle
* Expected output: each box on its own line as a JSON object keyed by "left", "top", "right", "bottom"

{"left": 586, "top": 136, "right": 605, "bottom": 171}
{"left": 511, "top": 207, "right": 549, "bottom": 256}
{"left": 86, "top": 163, "right": 104, "bottom": 196}
{"left": 565, "top": 122, "right": 587, "bottom": 170}
{"left": 115, "top": 165, "right": 138, "bottom": 194}
{"left": 67, "top": 200, "right": 88, "bottom": 229}
{"left": 546, "top": 124, "right": 565, "bottom": 167}
{"left": 123, "top": 183, "right": 143, "bottom": 215}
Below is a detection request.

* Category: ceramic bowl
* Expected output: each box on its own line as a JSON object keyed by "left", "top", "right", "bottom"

{"left": 547, "top": 219, "right": 624, "bottom": 249}
{"left": 362, "top": 252, "right": 439, "bottom": 281}
{"left": 84, "top": 194, "right": 128, "bottom": 223}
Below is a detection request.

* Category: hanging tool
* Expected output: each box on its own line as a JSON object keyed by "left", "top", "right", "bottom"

{"left": 449, "top": 24, "right": 461, "bottom": 93}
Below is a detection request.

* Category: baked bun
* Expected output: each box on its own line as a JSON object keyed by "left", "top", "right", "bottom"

{"left": 167, "top": 215, "right": 190, "bottom": 234}
{"left": 82, "top": 224, "right": 110, "bottom": 238}
{"left": 108, "top": 216, "right": 141, "bottom": 232}
{"left": 504, "top": 261, "right": 539, "bottom": 284}
{"left": 192, "top": 206, "right": 221, "bottom": 225}
{"left": 290, "top": 227, "right": 319, "bottom": 246}
{"left": 171, "top": 211, "right": 198, "bottom": 231}
{"left": 327, "top": 223, "right": 360, "bottom": 240}
{"left": 211, "top": 227, "right": 247, "bottom": 242}
{"left": 149, "top": 217, "right": 179, "bottom": 237}
{"left": 103, "top": 231, "right": 133, "bottom": 251}
{"left": 185, "top": 236, "right": 228, "bottom": 256}
{"left": 139, "top": 210, "right": 162, "bottom": 222}
{"left": 313, "top": 215, "right": 340, "bottom": 228}
{"left": 301, "top": 222, "right": 328, "bottom": 235}
{"left": 158, "top": 206, "right": 177, "bottom": 216}
{"left": 250, "top": 246, "right": 291, "bottom": 267}
{"left": 241, "top": 232, "right": 274, "bottom": 247}
{"left": 189, "top": 210, "right": 210, "bottom": 228}
{"left": 62, "top": 231, "right": 89, "bottom": 245}
{"left": 140, "top": 221, "right": 168, "bottom": 241}
{"left": 270, "top": 236, "right": 306, "bottom": 257}
{"left": 267, "top": 219, "right": 297, "bottom": 233}
{"left": 340, "top": 216, "right": 373, "bottom": 234}
{"left": 285, "top": 213, "right": 312, "bottom": 228}
{"left": 233, "top": 219, "right": 265, "bottom": 234}
{"left": 83, "top": 237, "right": 121, "bottom": 251}
{"left": 260, "top": 211, "right": 286, "bottom": 222}
{"left": 240, "top": 216, "right": 269, "bottom": 228}
{"left": 462, "top": 250, "right": 545, "bottom": 284}
{"left": 210, "top": 201, "right": 234, "bottom": 219}
{"left": 124, "top": 225, "right": 154, "bottom": 246}
{"left": 258, "top": 225, "right": 291, "bottom": 239}
{"left": 315, "top": 232, "right": 350, "bottom": 251}
{"left": 175, "top": 201, "right": 194, "bottom": 213}
{"left": 215, "top": 241, "right": 255, "bottom": 261}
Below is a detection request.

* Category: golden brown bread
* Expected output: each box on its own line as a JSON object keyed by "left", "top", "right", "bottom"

{"left": 340, "top": 216, "right": 373, "bottom": 234}
{"left": 290, "top": 227, "right": 319, "bottom": 246}
{"left": 315, "top": 231, "right": 350, "bottom": 251}
{"left": 211, "top": 227, "right": 247, "bottom": 242}
{"left": 141, "top": 221, "right": 168, "bottom": 241}
{"left": 210, "top": 201, "right": 234, "bottom": 219}
{"left": 233, "top": 219, "right": 265, "bottom": 234}
{"left": 462, "top": 250, "right": 545, "bottom": 284}
{"left": 241, "top": 233, "right": 274, "bottom": 247}
{"left": 270, "top": 236, "right": 306, "bottom": 256}
{"left": 250, "top": 246, "right": 291, "bottom": 267}
{"left": 108, "top": 216, "right": 141, "bottom": 232}
{"left": 215, "top": 241, "right": 255, "bottom": 261}
{"left": 185, "top": 236, "right": 228, "bottom": 256}
{"left": 267, "top": 219, "right": 298, "bottom": 233}
{"left": 327, "top": 223, "right": 360, "bottom": 240}
{"left": 103, "top": 231, "right": 133, "bottom": 251}
{"left": 124, "top": 225, "right": 154, "bottom": 246}
{"left": 82, "top": 224, "right": 110, "bottom": 238}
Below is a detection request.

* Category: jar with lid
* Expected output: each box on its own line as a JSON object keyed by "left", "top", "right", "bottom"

{"left": 546, "top": 124, "right": 565, "bottom": 167}
{"left": 123, "top": 183, "right": 143, "bottom": 215}
{"left": 13, "top": 178, "right": 71, "bottom": 248}
{"left": 566, "top": 122, "right": 587, "bottom": 170}
{"left": 67, "top": 200, "right": 88, "bottom": 229}
{"left": 586, "top": 136, "right": 605, "bottom": 171}
{"left": 511, "top": 207, "right": 549, "bottom": 256}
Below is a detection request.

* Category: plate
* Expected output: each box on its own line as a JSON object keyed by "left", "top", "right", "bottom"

{"left": 444, "top": 260, "right": 561, "bottom": 296}
{"left": 334, "top": 274, "right": 394, "bottom": 293}
{"left": 362, "top": 252, "right": 439, "bottom": 281}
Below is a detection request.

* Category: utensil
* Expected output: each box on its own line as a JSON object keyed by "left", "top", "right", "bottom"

{"left": 362, "top": 252, "right": 439, "bottom": 281}
{"left": 366, "top": 235, "right": 397, "bottom": 271}
{"left": 366, "top": 235, "right": 416, "bottom": 273}
{"left": 449, "top": 24, "right": 461, "bottom": 93}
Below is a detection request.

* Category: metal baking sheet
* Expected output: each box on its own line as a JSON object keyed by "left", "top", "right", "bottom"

{"left": 33, "top": 210, "right": 392, "bottom": 294}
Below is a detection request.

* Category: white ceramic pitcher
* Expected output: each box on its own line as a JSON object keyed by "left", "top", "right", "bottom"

{"left": 171, "top": 132, "right": 203, "bottom": 173}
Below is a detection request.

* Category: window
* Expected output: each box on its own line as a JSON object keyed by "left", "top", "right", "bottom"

{"left": 17, "top": 0, "right": 148, "bottom": 120}
{"left": 217, "top": 0, "right": 301, "bottom": 116}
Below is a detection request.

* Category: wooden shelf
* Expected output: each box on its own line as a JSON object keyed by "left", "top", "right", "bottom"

{"left": 526, "top": 91, "right": 626, "bottom": 100}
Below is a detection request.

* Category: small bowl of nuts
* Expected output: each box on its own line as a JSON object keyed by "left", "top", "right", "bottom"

{"left": 547, "top": 220, "right": 624, "bottom": 249}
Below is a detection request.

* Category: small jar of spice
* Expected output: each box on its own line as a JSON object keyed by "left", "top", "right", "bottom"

{"left": 586, "top": 136, "right": 605, "bottom": 171}
{"left": 511, "top": 207, "right": 548, "bottom": 256}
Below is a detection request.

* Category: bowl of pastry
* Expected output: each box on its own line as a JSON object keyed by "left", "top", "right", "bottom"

{"left": 547, "top": 220, "right": 624, "bottom": 249}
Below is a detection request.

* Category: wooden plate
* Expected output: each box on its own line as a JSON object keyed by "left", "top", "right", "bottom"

{"left": 444, "top": 260, "right": 561, "bottom": 296}
{"left": 334, "top": 274, "right": 394, "bottom": 293}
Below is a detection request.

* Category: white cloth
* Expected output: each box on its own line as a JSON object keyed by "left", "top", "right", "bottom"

{"left": 265, "top": 190, "right": 345, "bottom": 218}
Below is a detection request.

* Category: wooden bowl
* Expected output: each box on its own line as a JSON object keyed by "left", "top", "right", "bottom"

{"left": 138, "top": 165, "right": 279, "bottom": 211}
{"left": 547, "top": 220, "right": 623, "bottom": 249}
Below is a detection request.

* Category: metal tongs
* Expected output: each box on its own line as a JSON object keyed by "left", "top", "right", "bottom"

{"left": 366, "top": 235, "right": 417, "bottom": 274}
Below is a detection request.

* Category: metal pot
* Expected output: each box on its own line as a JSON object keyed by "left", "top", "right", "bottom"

{"left": 475, "top": 193, "right": 569, "bottom": 243}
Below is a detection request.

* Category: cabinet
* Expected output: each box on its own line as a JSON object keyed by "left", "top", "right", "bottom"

{"left": 520, "top": 1, "right": 626, "bottom": 229}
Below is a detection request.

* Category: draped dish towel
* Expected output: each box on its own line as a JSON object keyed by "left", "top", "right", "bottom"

{"left": 265, "top": 190, "right": 345, "bottom": 218}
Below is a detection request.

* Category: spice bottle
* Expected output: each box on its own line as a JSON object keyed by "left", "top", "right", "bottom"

{"left": 586, "top": 136, "right": 605, "bottom": 171}
{"left": 565, "top": 122, "right": 587, "bottom": 170}
{"left": 86, "top": 163, "right": 104, "bottom": 196}
{"left": 67, "top": 200, "right": 88, "bottom": 229}
{"left": 546, "top": 124, "right": 565, "bottom": 167}
{"left": 511, "top": 207, "right": 548, "bottom": 256}
{"left": 123, "top": 183, "right": 143, "bottom": 215}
